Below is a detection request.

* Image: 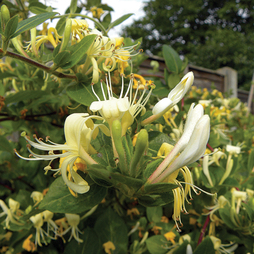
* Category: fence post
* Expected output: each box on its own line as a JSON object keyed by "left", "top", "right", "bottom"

{"left": 216, "top": 67, "right": 238, "bottom": 98}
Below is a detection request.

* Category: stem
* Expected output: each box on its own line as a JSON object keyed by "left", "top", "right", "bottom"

{"left": 52, "top": 14, "right": 108, "bottom": 36}
{"left": 197, "top": 215, "right": 210, "bottom": 246}
{"left": 0, "top": 49, "right": 77, "bottom": 80}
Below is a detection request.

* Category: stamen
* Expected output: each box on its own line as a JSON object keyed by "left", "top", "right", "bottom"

{"left": 91, "top": 83, "right": 101, "bottom": 101}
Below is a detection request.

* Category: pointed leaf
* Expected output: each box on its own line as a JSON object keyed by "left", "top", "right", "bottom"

{"left": 193, "top": 236, "right": 215, "bottom": 254}
{"left": 145, "top": 235, "right": 168, "bottom": 254}
{"left": 4, "top": 15, "right": 18, "bottom": 39}
{"left": 94, "top": 207, "right": 128, "bottom": 254}
{"left": 64, "top": 228, "right": 101, "bottom": 254}
{"left": 11, "top": 12, "right": 58, "bottom": 38}
{"left": 62, "top": 34, "right": 97, "bottom": 69}
{"left": 39, "top": 177, "right": 107, "bottom": 213}
{"left": 162, "top": 45, "right": 182, "bottom": 74}
{"left": 70, "top": 0, "right": 78, "bottom": 13}
{"left": 0, "top": 136, "right": 13, "bottom": 154}
{"left": 108, "top": 13, "right": 133, "bottom": 30}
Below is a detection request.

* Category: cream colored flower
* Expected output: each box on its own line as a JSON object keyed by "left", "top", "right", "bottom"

{"left": 15, "top": 113, "right": 110, "bottom": 194}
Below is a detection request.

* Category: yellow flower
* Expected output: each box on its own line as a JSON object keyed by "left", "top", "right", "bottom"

{"left": 71, "top": 19, "right": 89, "bottom": 42}
{"left": 164, "top": 231, "right": 176, "bottom": 244}
{"left": 103, "top": 241, "right": 116, "bottom": 254}
{"left": 22, "top": 234, "right": 36, "bottom": 252}
{"left": 90, "top": 6, "right": 105, "bottom": 19}
{"left": 26, "top": 27, "right": 62, "bottom": 51}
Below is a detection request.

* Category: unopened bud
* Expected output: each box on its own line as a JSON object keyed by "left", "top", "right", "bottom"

{"left": 60, "top": 18, "right": 72, "bottom": 52}
{"left": 1, "top": 5, "right": 10, "bottom": 31}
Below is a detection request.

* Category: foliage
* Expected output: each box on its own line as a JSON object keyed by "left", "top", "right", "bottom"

{"left": 0, "top": 0, "right": 254, "bottom": 254}
{"left": 121, "top": 0, "right": 254, "bottom": 89}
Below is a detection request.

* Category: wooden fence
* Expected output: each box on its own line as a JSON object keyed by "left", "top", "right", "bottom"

{"left": 139, "top": 56, "right": 254, "bottom": 113}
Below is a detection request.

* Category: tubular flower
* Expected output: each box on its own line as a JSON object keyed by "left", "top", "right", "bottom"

{"left": 90, "top": 72, "right": 155, "bottom": 132}
{"left": 71, "top": 19, "right": 89, "bottom": 42}
{"left": 148, "top": 103, "right": 210, "bottom": 183}
{"left": 210, "top": 236, "right": 238, "bottom": 254}
{"left": 0, "top": 199, "right": 23, "bottom": 229}
{"left": 25, "top": 27, "right": 62, "bottom": 51}
{"left": 142, "top": 72, "right": 194, "bottom": 125}
{"left": 42, "top": 210, "right": 58, "bottom": 236}
{"left": 62, "top": 214, "right": 83, "bottom": 243}
{"left": 82, "top": 29, "right": 139, "bottom": 83}
{"left": 90, "top": 6, "right": 105, "bottom": 19}
{"left": 15, "top": 113, "right": 110, "bottom": 194}
{"left": 30, "top": 213, "right": 47, "bottom": 247}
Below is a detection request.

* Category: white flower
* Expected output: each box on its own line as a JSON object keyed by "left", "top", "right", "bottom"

{"left": 15, "top": 113, "right": 110, "bottom": 194}
{"left": 90, "top": 72, "right": 154, "bottom": 132}
{"left": 151, "top": 72, "right": 194, "bottom": 117}
{"left": 226, "top": 144, "right": 241, "bottom": 155}
{"left": 31, "top": 191, "right": 44, "bottom": 205}
{"left": 148, "top": 103, "right": 209, "bottom": 183}
{"left": 30, "top": 213, "right": 47, "bottom": 247}
{"left": 210, "top": 236, "right": 238, "bottom": 254}
{"left": 62, "top": 213, "right": 83, "bottom": 243}
{"left": 42, "top": 210, "right": 58, "bottom": 236}
{"left": 0, "top": 199, "right": 23, "bottom": 229}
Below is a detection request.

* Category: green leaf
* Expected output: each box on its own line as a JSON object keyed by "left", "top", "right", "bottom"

{"left": 162, "top": 45, "right": 182, "bottom": 74}
{"left": 5, "top": 90, "right": 48, "bottom": 104}
{"left": 193, "top": 236, "right": 215, "bottom": 254}
{"left": 167, "top": 73, "right": 181, "bottom": 89}
{"left": 145, "top": 235, "right": 168, "bottom": 254}
{"left": 144, "top": 182, "right": 177, "bottom": 195}
{"left": 56, "top": 16, "right": 66, "bottom": 35}
{"left": 108, "top": 14, "right": 133, "bottom": 30}
{"left": 0, "top": 136, "right": 14, "bottom": 154}
{"left": 66, "top": 79, "right": 105, "bottom": 106}
{"left": 53, "top": 50, "right": 72, "bottom": 67}
{"left": 64, "top": 228, "right": 101, "bottom": 254}
{"left": 4, "top": 15, "right": 18, "bottom": 39}
{"left": 70, "top": 0, "right": 78, "bottom": 13}
{"left": 11, "top": 12, "right": 58, "bottom": 38}
{"left": 39, "top": 177, "right": 107, "bottom": 213}
{"left": 248, "top": 149, "right": 254, "bottom": 172}
{"left": 219, "top": 208, "right": 236, "bottom": 230}
{"left": 94, "top": 207, "right": 128, "bottom": 254}
{"left": 138, "top": 192, "right": 174, "bottom": 207}
{"left": 62, "top": 34, "right": 97, "bottom": 69}
{"left": 146, "top": 207, "right": 163, "bottom": 223}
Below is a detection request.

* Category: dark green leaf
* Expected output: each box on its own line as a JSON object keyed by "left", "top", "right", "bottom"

{"left": 62, "top": 34, "right": 97, "bottom": 69}
{"left": 248, "top": 149, "right": 254, "bottom": 172}
{"left": 108, "top": 14, "right": 133, "bottom": 30}
{"left": 193, "top": 236, "right": 215, "bottom": 254}
{"left": 162, "top": 45, "right": 182, "bottom": 74}
{"left": 145, "top": 235, "right": 168, "bottom": 254}
{"left": 11, "top": 12, "right": 58, "bottom": 38}
{"left": 138, "top": 192, "right": 174, "bottom": 207}
{"left": 144, "top": 182, "right": 177, "bottom": 195}
{"left": 39, "top": 177, "right": 107, "bottom": 213}
{"left": 94, "top": 207, "right": 128, "bottom": 254}
{"left": 64, "top": 228, "right": 101, "bottom": 254}
{"left": 146, "top": 207, "right": 163, "bottom": 223}
{"left": 5, "top": 90, "right": 48, "bottom": 104}
{"left": 4, "top": 15, "right": 18, "bottom": 39}
{"left": 0, "top": 135, "right": 14, "bottom": 154}
{"left": 53, "top": 50, "right": 72, "bottom": 67}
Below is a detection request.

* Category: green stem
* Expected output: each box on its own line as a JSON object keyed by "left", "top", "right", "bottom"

{"left": 52, "top": 14, "right": 108, "bottom": 36}
{"left": 0, "top": 49, "right": 77, "bottom": 80}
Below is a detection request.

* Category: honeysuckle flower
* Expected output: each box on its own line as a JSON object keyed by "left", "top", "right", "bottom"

{"left": 103, "top": 241, "right": 116, "bottom": 254}
{"left": 25, "top": 27, "right": 62, "bottom": 51}
{"left": 90, "top": 72, "right": 154, "bottom": 132}
{"left": 142, "top": 72, "right": 194, "bottom": 125}
{"left": 186, "top": 244, "right": 193, "bottom": 254}
{"left": 0, "top": 199, "right": 23, "bottom": 229}
{"left": 31, "top": 191, "right": 44, "bottom": 205}
{"left": 209, "top": 236, "right": 238, "bottom": 254}
{"left": 90, "top": 6, "right": 105, "bottom": 19}
{"left": 15, "top": 113, "right": 110, "bottom": 194}
{"left": 71, "top": 19, "right": 89, "bottom": 42}
{"left": 205, "top": 196, "right": 229, "bottom": 220}
{"left": 164, "top": 231, "right": 176, "bottom": 244}
{"left": 226, "top": 144, "right": 241, "bottom": 155}
{"left": 82, "top": 29, "right": 139, "bottom": 83}
{"left": 30, "top": 213, "right": 47, "bottom": 247}
{"left": 231, "top": 188, "right": 247, "bottom": 214}
{"left": 148, "top": 104, "right": 209, "bottom": 183}
{"left": 22, "top": 234, "right": 36, "bottom": 252}
{"left": 62, "top": 213, "right": 83, "bottom": 243}
{"left": 42, "top": 210, "right": 58, "bottom": 236}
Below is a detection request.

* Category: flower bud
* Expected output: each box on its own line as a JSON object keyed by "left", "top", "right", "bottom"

{"left": 60, "top": 18, "right": 72, "bottom": 52}
{"left": 1, "top": 5, "right": 10, "bottom": 31}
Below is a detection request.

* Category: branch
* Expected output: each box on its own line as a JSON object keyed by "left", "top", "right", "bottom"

{"left": 0, "top": 49, "right": 77, "bottom": 80}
